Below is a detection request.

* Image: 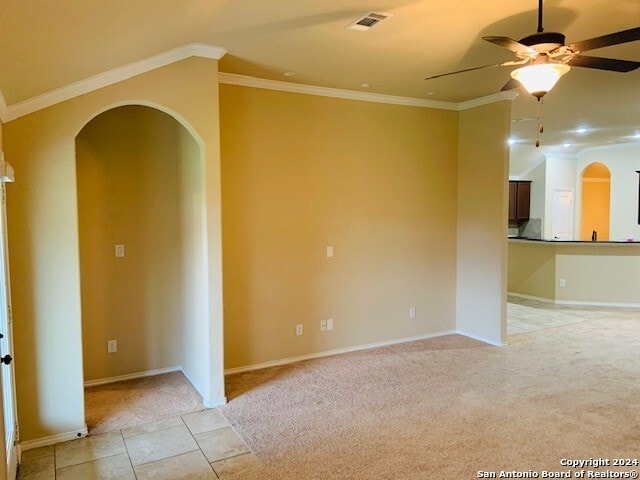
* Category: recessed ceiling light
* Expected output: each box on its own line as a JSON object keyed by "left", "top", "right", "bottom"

{"left": 508, "top": 138, "right": 517, "bottom": 145}
{"left": 575, "top": 127, "right": 588, "bottom": 134}
{"left": 633, "top": 133, "right": 640, "bottom": 139}
{"left": 360, "top": 83, "right": 370, "bottom": 88}
{"left": 282, "top": 71, "right": 295, "bottom": 77}
{"left": 426, "top": 92, "right": 435, "bottom": 96}
{"left": 563, "top": 143, "right": 572, "bottom": 148}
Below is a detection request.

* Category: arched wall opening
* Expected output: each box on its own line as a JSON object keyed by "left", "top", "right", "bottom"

{"left": 75, "top": 105, "right": 210, "bottom": 426}
{"left": 580, "top": 162, "right": 611, "bottom": 241}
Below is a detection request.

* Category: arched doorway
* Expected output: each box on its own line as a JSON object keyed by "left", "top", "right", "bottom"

{"left": 580, "top": 162, "right": 611, "bottom": 241}
{"left": 75, "top": 105, "right": 210, "bottom": 433}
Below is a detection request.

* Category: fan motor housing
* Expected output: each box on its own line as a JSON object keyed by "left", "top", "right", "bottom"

{"left": 519, "top": 32, "right": 566, "bottom": 52}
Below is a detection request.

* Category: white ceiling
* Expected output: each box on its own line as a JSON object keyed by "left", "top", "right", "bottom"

{"left": 0, "top": 0, "right": 638, "bottom": 167}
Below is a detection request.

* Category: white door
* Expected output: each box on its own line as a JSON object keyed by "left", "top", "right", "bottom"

{"left": 0, "top": 182, "right": 17, "bottom": 480}
{"left": 551, "top": 189, "right": 574, "bottom": 240}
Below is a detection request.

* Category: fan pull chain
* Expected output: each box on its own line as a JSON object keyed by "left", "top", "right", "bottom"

{"left": 535, "top": 97, "right": 544, "bottom": 148}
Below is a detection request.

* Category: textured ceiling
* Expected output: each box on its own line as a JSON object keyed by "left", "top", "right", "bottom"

{"left": 0, "top": 0, "right": 638, "bottom": 160}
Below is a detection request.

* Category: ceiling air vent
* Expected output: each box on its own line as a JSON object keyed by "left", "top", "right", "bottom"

{"left": 346, "top": 11, "right": 393, "bottom": 31}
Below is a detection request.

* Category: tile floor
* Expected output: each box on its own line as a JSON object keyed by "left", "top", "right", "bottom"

{"left": 18, "top": 409, "right": 261, "bottom": 480}
{"left": 507, "top": 294, "right": 638, "bottom": 335}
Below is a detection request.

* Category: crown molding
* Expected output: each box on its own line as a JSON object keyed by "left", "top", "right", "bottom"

{"left": 458, "top": 91, "right": 519, "bottom": 110}
{"left": 577, "top": 141, "right": 640, "bottom": 157}
{"left": 544, "top": 152, "right": 578, "bottom": 160}
{"left": 218, "top": 73, "right": 460, "bottom": 110}
{"left": 1, "top": 49, "right": 520, "bottom": 123}
{"left": 0, "top": 43, "right": 226, "bottom": 123}
{"left": 219, "top": 73, "right": 520, "bottom": 111}
{"left": 541, "top": 141, "right": 640, "bottom": 160}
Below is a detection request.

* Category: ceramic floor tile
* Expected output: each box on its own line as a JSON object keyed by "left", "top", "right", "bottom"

{"left": 55, "top": 431, "right": 126, "bottom": 469}
{"left": 195, "top": 426, "right": 250, "bottom": 463}
{"left": 121, "top": 416, "right": 184, "bottom": 439}
{"left": 17, "top": 454, "right": 55, "bottom": 480}
{"left": 211, "top": 452, "right": 262, "bottom": 478}
{"left": 56, "top": 453, "right": 135, "bottom": 480}
{"left": 182, "top": 408, "right": 229, "bottom": 435}
{"left": 21, "top": 446, "right": 54, "bottom": 463}
{"left": 134, "top": 450, "right": 216, "bottom": 480}
{"left": 124, "top": 424, "right": 198, "bottom": 466}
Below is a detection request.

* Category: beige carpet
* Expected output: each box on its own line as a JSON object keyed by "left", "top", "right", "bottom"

{"left": 220, "top": 305, "right": 640, "bottom": 479}
{"left": 85, "top": 371, "right": 204, "bottom": 435}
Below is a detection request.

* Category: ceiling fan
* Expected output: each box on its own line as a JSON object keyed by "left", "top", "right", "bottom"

{"left": 425, "top": 0, "right": 640, "bottom": 100}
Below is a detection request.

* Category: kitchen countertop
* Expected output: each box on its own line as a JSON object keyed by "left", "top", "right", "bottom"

{"left": 508, "top": 237, "right": 640, "bottom": 245}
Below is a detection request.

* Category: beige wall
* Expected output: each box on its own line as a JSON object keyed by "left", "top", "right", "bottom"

{"left": 456, "top": 101, "right": 512, "bottom": 345}
{"left": 3, "top": 57, "right": 224, "bottom": 442}
{"left": 507, "top": 241, "right": 556, "bottom": 298}
{"left": 509, "top": 241, "right": 640, "bottom": 304}
{"left": 220, "top": 84, "right": 459, "bottom": 369}
{"left": 555, "top": 244, "right": 640, "bottom": 304}
{"left": 76, "top": 106, "right": 208, "bottom": 388}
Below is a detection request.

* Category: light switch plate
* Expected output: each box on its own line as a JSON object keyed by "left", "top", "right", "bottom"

{"left": 326, "top": 246, "right": 334, "bottom": 257}
{"left": 115, "top": 244, "right": 125, "bottom": 258}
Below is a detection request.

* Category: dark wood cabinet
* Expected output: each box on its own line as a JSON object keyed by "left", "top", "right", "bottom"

{"left": 508, "top": 182, "right": 517, "bottom": 222}
{"left": 509, "top": 181, "right": 531, "bottom": 223}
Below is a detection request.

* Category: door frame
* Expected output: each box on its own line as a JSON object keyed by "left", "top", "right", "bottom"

{"left": 0, "top": 179, "right": 18, "bottom": 480}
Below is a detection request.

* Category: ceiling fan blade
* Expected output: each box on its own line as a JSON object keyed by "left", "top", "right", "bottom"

{"left": 567, "top": 55, "right": 640, "bottom": 72}
{"left": 425, "top": 63, "right": 502, "bottom": 80}
{"left": 500, "top": 78, "right": 521, "bottom": 91}
{"left": 569, "top": 26, "right": 640, "bottom": 52}
{"left": 482, "top": 36, "right": 537, "bottom": 56}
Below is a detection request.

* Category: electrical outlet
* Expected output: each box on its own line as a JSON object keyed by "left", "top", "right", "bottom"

{"left": 320, "top": 320, "right": 327, "bottom": 331}
{"left": 409, "top": 307, "right": 416, "bottom": 319}
{"left": 107, "top": 339, "right": 117, "bottom": 353}
{"left": 296, "top": 324, "right": 303, "bottom": 336}
{"left": 327, "top": 318, "right": 333, "bottom": 331}
{"left": 559, "top": 279, "right": 566, "bottom": 287}
{"left": 115, "top": 244, "right": 125, "bottom": 258}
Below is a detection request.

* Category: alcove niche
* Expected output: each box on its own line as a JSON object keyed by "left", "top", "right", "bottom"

{"left": 76, "top": 105, "right": 210, "bottom": 426}
{"left": 580, "top": 162, "right": 611, "bottom": 241}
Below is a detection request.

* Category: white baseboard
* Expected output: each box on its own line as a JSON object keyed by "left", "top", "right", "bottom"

{"left": 21, "top": 425, "right": 88, "bottom": 451}
{"left": 507, "top": 292, "right": 556, "bottom": 304}
{"left": 179, "top": 367, "right": 209, "bottom": 405}
{"left": 204, "top": 397, "right": 227, "bottom": 409}
{"left": 508, "top": 291, "right": 640, "bottom": 308}
{"left": 224, "top": 330, "right": 458, "bottom": 375}
{"left": 8, "top": 445, "right": 18, "bottom": 480}
{"left": 456, "top": 330, "right": 506, "bottom": 347}
{"left": 555, "top": 300, "right": 640, "bottom": 308}
{"left": 83, "top": 366, "right": 182, "bottom": 387}
{"left": 555, "top": 299, "right": 640, "bottom": 308}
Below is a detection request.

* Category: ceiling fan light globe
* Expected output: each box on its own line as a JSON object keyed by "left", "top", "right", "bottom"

{"left": 510, "top": 63, "right": 571, "bottom": 98}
